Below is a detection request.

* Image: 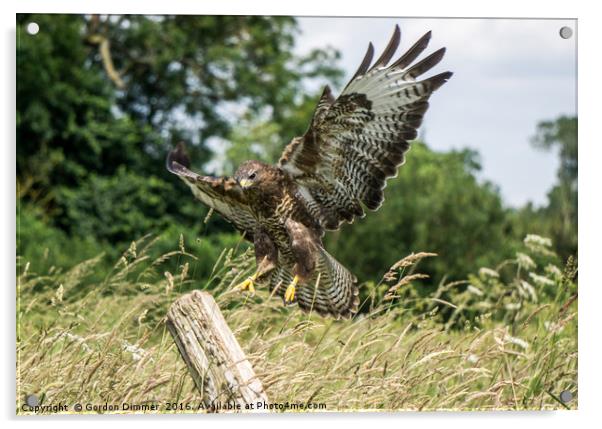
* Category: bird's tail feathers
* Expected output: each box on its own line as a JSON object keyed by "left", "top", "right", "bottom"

{"left": 269, "top": 247, "right": 359, "bottom": 319}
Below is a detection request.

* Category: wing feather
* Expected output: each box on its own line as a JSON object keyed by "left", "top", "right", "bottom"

{"left": 347, "top": 43, "right": 375, "bottom": 86}
{"left": 166, "top": 143, "right": 258, "bottom": 236}
{"left": 390, "top": 31, "right": 432, "bottom": 69}
{"left": 279, "top": 26, "right": 452, "bottom": 230}
{"left": 368, "top": 25, "right": 401, "bottom": 71}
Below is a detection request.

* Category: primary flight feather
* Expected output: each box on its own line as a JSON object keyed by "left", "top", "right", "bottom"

{"left": 166, "top": 25, "right": 452, "bottom": 318}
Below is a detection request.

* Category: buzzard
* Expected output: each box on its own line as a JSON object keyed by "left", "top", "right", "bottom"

{"left": 166, "top": 25, "right": 451, "bottom": 318}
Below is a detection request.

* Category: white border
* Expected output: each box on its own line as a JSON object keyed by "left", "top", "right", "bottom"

{"left": 3, "top": 1, "right": 600, "bottom": 428}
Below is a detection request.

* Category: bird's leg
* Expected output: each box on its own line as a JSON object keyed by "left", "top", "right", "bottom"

{"left": 283, "top": 218, "right": 320, "bottom": 305}
{"left": 284, "top": 275, "right": 299, "bottom": 303}
{"left": 235, "top": 229, "right": 278, "bottom": 296}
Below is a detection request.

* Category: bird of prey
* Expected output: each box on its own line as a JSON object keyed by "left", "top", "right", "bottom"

{"left": 166, "top": 25, "right": 451, "bottom": 319}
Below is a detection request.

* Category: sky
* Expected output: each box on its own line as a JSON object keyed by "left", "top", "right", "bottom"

{"left": 295, "top": 17, "right": 577, "bottom": 207}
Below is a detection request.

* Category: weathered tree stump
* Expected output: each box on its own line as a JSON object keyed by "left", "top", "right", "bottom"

{"left": 166, "top": 290, "right": 268, "bottom": 411}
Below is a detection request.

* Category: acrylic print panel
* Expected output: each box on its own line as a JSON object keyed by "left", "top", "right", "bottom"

{"left": 16, "top": 14, "right": 577, "bottom": 414}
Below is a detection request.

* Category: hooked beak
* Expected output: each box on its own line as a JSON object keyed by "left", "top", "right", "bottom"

{"left": 238, "top": 178, "right": 253, "bottom": 189}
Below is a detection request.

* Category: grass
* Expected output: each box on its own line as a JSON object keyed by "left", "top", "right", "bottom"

{"left": 16, "top": 234, "right": 577, "bottom": 414}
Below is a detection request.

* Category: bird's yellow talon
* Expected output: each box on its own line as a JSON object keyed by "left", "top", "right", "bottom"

{"left": 236, "top": 274, "right": 257, "bottom": 295}
{"left": 284, "top": 284, "right": 295, "bottom": 302}
{"left": 284, "top": 275, "right": 299, "bottom": 303}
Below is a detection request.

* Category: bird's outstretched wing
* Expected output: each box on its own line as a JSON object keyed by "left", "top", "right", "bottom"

{"left": 166, "top": 142, "right": 258, "bottom": 238}
{"left": 279, "top": 25, "right": 452, "bottom": 230}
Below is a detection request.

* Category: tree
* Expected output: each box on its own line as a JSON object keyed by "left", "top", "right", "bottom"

{"left": 17, "top": 14, "right": 342, "bottom": 250}
{"left": 528, "top": 116, "right": 577, "bottom": 260}
{"left": 514, "top": 116, "right": 578, "bottom": 261}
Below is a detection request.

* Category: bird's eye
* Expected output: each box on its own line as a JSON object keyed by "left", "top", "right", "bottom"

{"left": 249, "top": 172, "right": 257, "bottom": 180}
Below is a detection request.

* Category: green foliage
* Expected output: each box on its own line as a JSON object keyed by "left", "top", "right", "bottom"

{"left": 55, "top": 167, "right": 173, "bottom": 243}
{"left": 514, "top": 116, "right": 577, "bottom": 261}
{"left": 106, "top": 16, "right": 342, "bottom": 136}
{"left": 364, "top": 233, "right": 575, "bottom": 335}
{"left": 533, "top": 116, "right": 577, "bottom": 260}
{"left": 532, "top": 116, "right": 577, "bottom": 185}
{"left": 16, "top": 203, "right": 247, "bottom": 293}
{"left": 17, "top": 203, "right": 106, "bottom": 275}
{"left": 17, "top": 15, "right": 132, "bottom": 192}
{"left": 220, "top": 114, "right": 284, "bottom": 175}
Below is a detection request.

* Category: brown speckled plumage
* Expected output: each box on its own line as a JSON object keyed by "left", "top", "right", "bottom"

{"left": 167, "top": 25, "right": 451, "bottom": 318}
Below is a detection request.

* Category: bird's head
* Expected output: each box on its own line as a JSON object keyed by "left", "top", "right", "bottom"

{"left": 234, "top": 160, "right": 272, "bottom": 191}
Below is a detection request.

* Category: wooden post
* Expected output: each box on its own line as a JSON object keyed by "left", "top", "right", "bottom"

{"left": 166, "top": 290, "right": 269, "bottom": 411}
